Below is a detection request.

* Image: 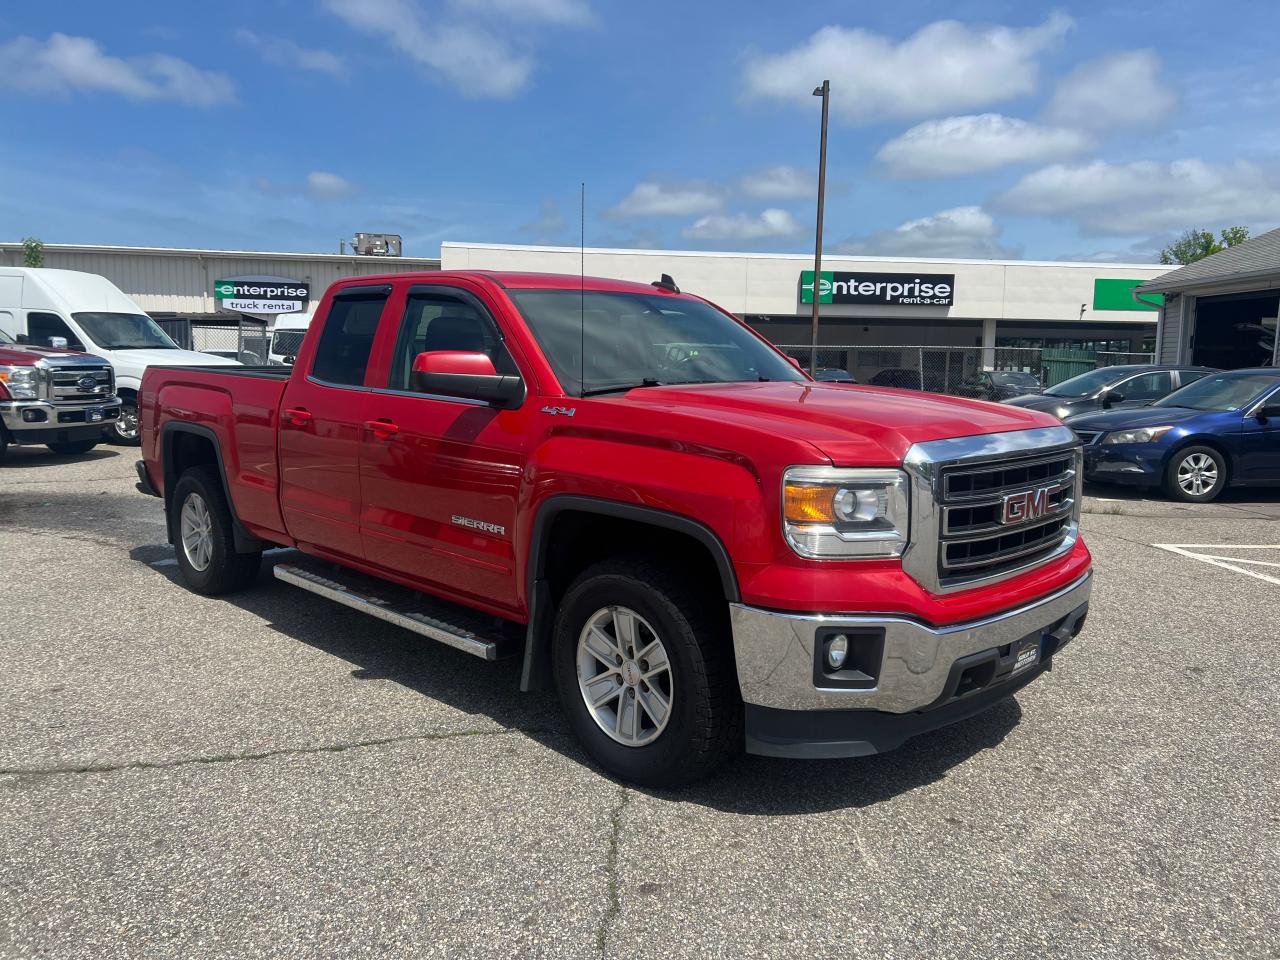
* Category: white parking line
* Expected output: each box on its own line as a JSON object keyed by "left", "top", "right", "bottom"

{"left": 1153, "top": 544, "right": 1280, "bottom": 586}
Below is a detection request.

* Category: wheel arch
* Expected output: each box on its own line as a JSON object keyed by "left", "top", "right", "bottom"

{"left": 520, "top": 495, "right": 740, "bottom": 693}
{"left": 160, "top": 422, "right": 268, "bottom": 554}
{"left": 1164, "top": 434, "right": 1235, "bottom": 485}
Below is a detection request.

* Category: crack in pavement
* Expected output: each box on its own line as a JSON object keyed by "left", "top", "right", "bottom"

{"left": 0, "top": 728, "right": 524, "bottom": 779}
{"left": 1, "top": 526, "right": 131, "bottom": 550}
{"left": 596, "top": 784, "right": 629, "bottom": 959}
{"left": 3, "top": 474, "right": 137, "bottom": 486}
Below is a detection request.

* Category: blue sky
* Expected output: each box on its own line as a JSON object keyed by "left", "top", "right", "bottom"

{"left": 2, "top": 0, "right": 1278, "bottom": 263}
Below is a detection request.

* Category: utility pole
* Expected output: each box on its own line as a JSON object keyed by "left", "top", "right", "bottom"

{"left": 809, "top": 79, "right": 830, "bottom": 376}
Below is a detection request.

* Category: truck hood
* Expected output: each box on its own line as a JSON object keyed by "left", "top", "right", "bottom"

{"left": 616, "top": 381, "right": 1060, "bottom": 464}
{"left": 98, "top": 348, "right": 239, "bottom": 381}
{"left": 0, "top": 344, "right": 103, "bottom": 365}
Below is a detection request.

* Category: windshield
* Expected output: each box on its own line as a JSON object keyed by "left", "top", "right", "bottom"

{"left": 1153, "top": 371, "right": 1280, "bottom": 411}
{"left": 507, "top": 289, "right": 806, "bottom": 396}
{"left": 1043, "top": 367, "right": 1133, "bottom": 397}
{"left": 992, "top": 371, "right": 1039, "bottom": 386}
{"left": 272, "top": 330, "right": 305, "bottom": 359}
{"left": 72, "top": 312, "right": 179, "bottom": 350}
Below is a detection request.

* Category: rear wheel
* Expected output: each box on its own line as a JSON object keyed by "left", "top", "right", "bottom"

{"left": 47, "top": 439, "right": 98, "bottom": 456}
{"left": 105, "top": 400, "right": 140, "bottom": 445}
{"left": 169, "top": 465, "right": 262, "bottom": 594}
{"left": 552, "top": 556, "right": 741, "bottom": 786}
{"left": 1165, "top": 446, "right": 1227, "bottom": 502}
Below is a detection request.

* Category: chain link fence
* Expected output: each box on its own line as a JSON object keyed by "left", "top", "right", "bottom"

{"left": 154, "top": 316, "right": 270, "bottom": 365}
{"left": 776, "top": 345, "right": 1155, "bottom": 396}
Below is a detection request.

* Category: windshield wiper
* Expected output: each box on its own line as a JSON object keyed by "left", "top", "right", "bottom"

{"left": 580, "top": 378, "right": 664, "bottom": 397}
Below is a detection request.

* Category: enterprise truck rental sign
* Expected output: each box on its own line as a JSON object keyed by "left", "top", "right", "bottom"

{"left": 800, "top": 270, "right": 955, "bottom": 306}
{"left": 214, "top": 276, "right": 310, "bottom": 315}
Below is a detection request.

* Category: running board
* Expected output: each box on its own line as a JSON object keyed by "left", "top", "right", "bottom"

{"left": 273, "top": 558, "right": 516, "bottom": 661}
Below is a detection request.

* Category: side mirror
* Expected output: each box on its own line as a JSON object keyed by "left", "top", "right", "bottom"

{"left": 1103, "top": 391, "right": 1125, "bottom": 408}
{"left": 282, "top": 355, "right": 296, "bottom": 366}
{"left": 411, "top": 351, "right": 524, "bottom": 409}
{"left": 48, "top": 336, "right": 68, "bottom": 349}
{"left": 1256, "top": 404, "right": 1280, "bottom": 421}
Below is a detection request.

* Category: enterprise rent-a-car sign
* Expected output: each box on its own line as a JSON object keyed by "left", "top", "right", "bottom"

{"left": 215, "top": 276, "right": 310, "bottom": 315}
{"left": 800, "top": 270, "right": 955, "bottom": 306}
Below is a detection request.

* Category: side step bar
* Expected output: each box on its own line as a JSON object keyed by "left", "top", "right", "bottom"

{"left": 274, "top": 559, "right": 516, "bottom": 661}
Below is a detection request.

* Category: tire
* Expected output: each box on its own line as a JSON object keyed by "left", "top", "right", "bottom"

{"left": 47, "top": 439, "right": 99, "bottom": 456}
{"left": 169, "top": 464, "right": 262, "bottom": 595}
{"left": 551, "top": 556, "right": 741, "bottom": 787}
{"left": 105, "top": 400, "right": 140, "bottom": 446}
{"left": 1165, "top": 445, "right": 1227, "bottom": 503}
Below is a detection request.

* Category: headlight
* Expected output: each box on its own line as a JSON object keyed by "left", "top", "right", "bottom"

{"left": 0, "top": 366, "right": 39, "bottom": 400}
{"left": 782, "top": 466, "right": 909, "bottom": 559}
{"left": 1102, "top": 426, "right": 1173, "bottom": 444}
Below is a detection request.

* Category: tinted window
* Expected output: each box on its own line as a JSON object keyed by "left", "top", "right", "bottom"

{"left": 1117, "top": 371, "right": 1171, "bottom": 401}
{"left": 508, "top": 289, "right": 804, "bottom": 396}
{"left": 28, "top": 312, "right": 83, "bottom": 350}
{"left": 1179, "top": 370, "right": 1209, "bottom": 387}
{"left": 1154, "top": 372, "right": 1280, "bottom": 411}
{"left": 1043, "top": 367, "right": 1138, "bottom": 397}
{"left": 310, "top": 291, "right": 388, "bottom": 386}
{"left": 388, "top": 293, "right": 515, "bottom": 391}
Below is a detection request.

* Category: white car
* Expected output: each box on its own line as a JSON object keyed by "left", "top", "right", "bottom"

{"left": 0, "top": 268, "right": 238, "bottom": 444}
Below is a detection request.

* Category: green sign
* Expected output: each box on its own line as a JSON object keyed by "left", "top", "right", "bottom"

{"left": 213, "top": 280, "right": 237, "bottom": 299}
{"left": 800, "top": 270, "right": 834, "bottom": 304}
{"left": 1093, "top": 278, "right": 1163, "bottom": 312}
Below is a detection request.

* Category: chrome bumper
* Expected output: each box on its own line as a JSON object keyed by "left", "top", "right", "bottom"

{"left": 0, "top": 397, "right": 122, "bottom": 437}
{"left": 730, "top": 570, "right": 1092, "bottom": 714}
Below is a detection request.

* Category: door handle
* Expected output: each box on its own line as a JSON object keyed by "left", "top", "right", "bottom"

{"left": 284, "top": 407, "right": 313, "bottom": 428}
{"left": 365, "top": 419, "right": 400, "bottom": 440}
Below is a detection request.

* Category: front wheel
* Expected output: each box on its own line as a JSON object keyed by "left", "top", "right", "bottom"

{"left": 1165, "top": 446, "right": 1227, "bottom": 502}
{"left": 47, "top": 439, "right": 99, "bottom": 456}
{"left": 552, "top": 556, "right": 741, "bottom": 787}
{"left": 105, "top": 400, "right": 140, "bottom": 446}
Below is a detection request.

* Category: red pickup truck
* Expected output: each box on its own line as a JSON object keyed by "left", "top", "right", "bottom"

{"left": 138, "top": 271, "right": 1092, "bottom": 785}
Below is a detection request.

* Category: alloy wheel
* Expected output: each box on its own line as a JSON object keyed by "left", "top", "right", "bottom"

{"left": 180, "top": 492, "right": 214, "bottom": 571}
{"left": 576, "top": 605, "right": 674, "bottom": 747}
{"left": 1177, "top": 453, "right": 1219, "bottom": 497}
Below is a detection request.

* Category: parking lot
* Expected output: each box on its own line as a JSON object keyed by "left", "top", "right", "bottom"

{"left": 2, "top": 446, "right": 1278, "bottom": 960}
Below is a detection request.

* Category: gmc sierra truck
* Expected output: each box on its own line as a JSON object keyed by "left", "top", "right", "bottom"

{"left": 137, "top": 271, "right": 1092, "bottom": 785}
{"left": 0, "top": 327, "right": 121, "bottom": 461}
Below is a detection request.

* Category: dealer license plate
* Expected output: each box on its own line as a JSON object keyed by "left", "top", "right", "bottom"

{"left": 86, "top": 407, "right": 104, "bottom": 423}
{"left": 1012, "top": 637, "right": 1040, "bottom": 675}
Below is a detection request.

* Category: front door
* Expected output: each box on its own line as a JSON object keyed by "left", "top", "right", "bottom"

{"left": 358, "top": 284, "right": 529, "bottom": 614}
{"left": 277, "top": 284, "right": 391, "bottom": 560}
{"left": 1240, "top": 388, "right": 1280, "bottom": 482}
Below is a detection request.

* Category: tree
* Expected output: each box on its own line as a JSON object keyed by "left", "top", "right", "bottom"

{"left": 21, "top": 237, "right": 44, "bottom": 268}
{"left": 1159, "top": 226, "right": 1249, "bottom": 265}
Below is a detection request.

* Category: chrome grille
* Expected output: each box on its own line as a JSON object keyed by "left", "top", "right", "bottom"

{"left": 937, "top": 452, "right": 1077, "bottom": 583}
{"left": 48, "top": 365, "right": 113, "bottom": 403}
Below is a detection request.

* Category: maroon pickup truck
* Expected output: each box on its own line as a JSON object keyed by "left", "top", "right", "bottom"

{"left": 138, "top": 270, "right": 1092, "bottom": 785}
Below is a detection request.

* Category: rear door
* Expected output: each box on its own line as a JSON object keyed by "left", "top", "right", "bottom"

{"left": 358, "top": 281, "right": 530, "bottom": 614}
{"left": 277, "top": 284, "right": 391, "bottom": 560}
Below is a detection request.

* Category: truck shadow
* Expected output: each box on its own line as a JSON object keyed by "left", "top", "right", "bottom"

{"left": 131, "top": 547, "right": 1024, "bottom": 816}
{"left": 1, "top": 446, "right": 122, "bottom": 469}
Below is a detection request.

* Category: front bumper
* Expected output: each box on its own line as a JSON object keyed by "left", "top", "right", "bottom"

{"left": 732, "top": 570, "right": 1091, "bottom": 758}
{"left": 1083, "top": 442, "right": 1165, "bottom": 485}
{"left": 0, "top": 397, "right": 122, "bottom": 444}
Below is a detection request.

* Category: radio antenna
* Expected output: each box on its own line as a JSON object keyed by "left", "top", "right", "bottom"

{"left": 579, "top": 181, "right": 585, "bottom": 396}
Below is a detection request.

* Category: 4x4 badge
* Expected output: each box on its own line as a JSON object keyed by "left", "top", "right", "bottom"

{"left": 541, "top": 406, "right": 576, "bottom": 416}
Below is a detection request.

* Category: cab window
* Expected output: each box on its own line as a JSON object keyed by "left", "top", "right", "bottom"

{"left": 1119, "top": 371, "right": 1172, "bottom": 402}
{"left": 310, "top": 289, "right": 389, "bottom": 386}
{"left": 388, "top": 292, "right": 516, "bottom": 392}
{"left": 27, "top": 312, "right": 84, "bottom": 350}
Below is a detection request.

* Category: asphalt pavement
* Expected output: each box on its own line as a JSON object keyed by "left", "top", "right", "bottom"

{"left": 2, "top": 446, "right": 1278, "bottom": 959}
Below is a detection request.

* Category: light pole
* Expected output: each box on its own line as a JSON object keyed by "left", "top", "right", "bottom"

{"left": 809, "top": 79, "right": 830, "bottom": 376}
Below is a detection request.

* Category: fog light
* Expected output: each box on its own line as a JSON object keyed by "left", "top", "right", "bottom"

{"left": 826, "top": 634, "right": 850, "bottom": 670}
{"left": 22, "top": 408, "right": 47, "bottom": 423}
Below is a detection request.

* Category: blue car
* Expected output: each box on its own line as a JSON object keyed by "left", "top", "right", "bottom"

{"left": 1067, "top": 368, "right": 1280, "bottom": 502}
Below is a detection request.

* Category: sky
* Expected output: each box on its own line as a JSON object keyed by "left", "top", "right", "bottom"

{"left": 2, "top": 0, "right": 1279, "bottom": 264}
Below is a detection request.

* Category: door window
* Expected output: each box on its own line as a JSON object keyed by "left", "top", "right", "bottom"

{"left": 1118, "top": 371, "right": 1172, "bottom": 402}
{"left": 388, "top": 292, "right": 516, "bottom": 392}
{"left": 27, "top": 312, "right": 84, "bottom": 350}
{"left": 310, "top": 290, "right": 389, "bottom": 386}
{"left": 1178, "top": 370, "right": 1209, "bottom": 387}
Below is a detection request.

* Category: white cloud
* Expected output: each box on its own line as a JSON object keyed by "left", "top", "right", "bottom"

{"left": 448, "top": 0, "right": 593, "bottom": 26}
{"left": 0, "top": 33, "right": 234, "bottom": 107}
{"left": 307, "top": 171, "right": 354, "bottom": 200}
{"left": 682, "top": 208, "right": 803, "bottom": 242}
{"left": 520, "top": 199, "right": 567, "bottom": 241}
{"left": 877, "top": 114, "right": 1091, "bottom": 178}
{"left": 996, "top": 159, "right": 1280, "bottom": 235}
{"left": 839, "top": 206, "right": 1016, "bottom": 258}
{"left": 739, "top": 164, "right": 815, "bottom": 200}
{"left": 323, "top": 0, "right": 533, "bottom": 98}
{"left": 1046, "top": 50, "right": 1177, "bottom": 133}
{"left": 608, "top": 181, "right": 725, "bottom": 218}
{"left": 742, "top": 13, "right": 1072, "bottom": 124}
{"left": 235, "top": 29, "right": 346, "bottom": 78}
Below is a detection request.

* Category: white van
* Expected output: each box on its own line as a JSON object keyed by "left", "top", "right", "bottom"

{"left": 0, "top": 268, "right": 238, "bottom": 444}
{"left": 268, "top": 309, "right": 315, "bottom": 365}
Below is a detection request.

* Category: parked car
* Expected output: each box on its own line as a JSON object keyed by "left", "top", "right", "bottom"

{"left": 0, "top": 267, "right": 239, "bottom": 446}
{"left": 1068, "top": 368, "right": 1280, "bottom": 502}
{"left": 869, "top": 367, "right": 925, "bottom": 390}
{"left": 0, "top": 326, "right": 122, "bottom": 461}
{"left": 268, "top": 310, "right": 315, "bottom": 365}
{"left": 1004, "top": 364, "right": 1215, "bottom": 420}
{"left": 812, "top": 367, "right": 856, "bottom": 384}
{"left": 957, "top": 370, "right": 1043, "bottom": 402}
{"left": 138, "top": 270, "right": 1092, "bottom": 786}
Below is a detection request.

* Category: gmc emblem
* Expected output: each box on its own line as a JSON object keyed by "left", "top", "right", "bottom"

{"left": 1001, "top": 486, "right": 1054, "bottom": 525}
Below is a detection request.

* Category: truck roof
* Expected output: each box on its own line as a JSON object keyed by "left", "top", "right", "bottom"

{"left": 336, "top": 270, "right": 686, "bottom": 297}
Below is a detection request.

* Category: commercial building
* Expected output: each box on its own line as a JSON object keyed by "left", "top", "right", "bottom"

{"left": 443, "top": 241, "right": 1165, "bottom": 385}
{"left": 1144, "top": 227, "right": 1280, "bottom": 369}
